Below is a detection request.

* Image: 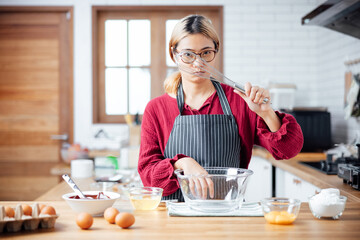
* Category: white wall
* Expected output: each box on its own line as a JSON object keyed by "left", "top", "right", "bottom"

{"left": 1, "top": 0, "right": 359, "bottom": 146}
{"left": 316, "top": 29, "right": 360, "bottom": 143}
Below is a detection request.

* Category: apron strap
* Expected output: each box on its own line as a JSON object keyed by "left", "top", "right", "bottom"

{"left": 211, "top": 80, "right": 233, "bottom": 116}
{"left": 176, "top": 80, "right": 233, "bottom": 116}
{"left": 176, "top": 82, "right": 185, "bottom": 114}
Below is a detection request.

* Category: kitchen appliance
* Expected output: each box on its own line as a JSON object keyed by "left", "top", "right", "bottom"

{"left": 302, "top": 0, "right": 360, "bottom": 39}
{"left": 300, "top": 153, "right": 358, "bottom": 175}
{"left": 300, "top": 144, "right": 360, "bottom": 190}
{"left": 269, "top": 83, "right": 297, "bottom": 111}
{"left": 284, "top": 108, "right": 332, "bottom": 152}
{"left": 338, "top": 144, "right": 360, "bottom": 190}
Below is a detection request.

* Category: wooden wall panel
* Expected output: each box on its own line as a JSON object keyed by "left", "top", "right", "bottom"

{"left": 0, "top": 6, "right": 73, "bottom": 200}
{"left": 0, "top": 116, "right": 58, "bottom": 132}
{"left": 0, "top": 100, "right": 58, "bottom": 115}
{"left": 0, "top": 146, "right": 59, "bottom": 162}
{"left": 0, "top": 132, "right": 59, "bottom": 145}
{"left": 0, "top": 12, "right": 60, "bottom": 25}
{"left": 0, "top": 177, "right": 59, "bottom": 201}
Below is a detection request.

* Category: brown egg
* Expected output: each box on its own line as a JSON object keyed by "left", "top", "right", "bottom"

{"left": 39, "top": 204, "right": 46, "bottom": 212}
{"left": 115, "top": 212, "right": 135, "bottom": 229}
{"left": 104, "top": 207, "right": 119, "bottom": 224}
{"left": 41, "top": 206, "right": 56, "bottom": 215}
{"left": 76, "top": 212, "right": 93, "bottom": 230}
{"left": 22, "top": 204, "right": 32, "bottom": 216}
{"left": 5, "top": 206, "right": 15, "bottom": 218}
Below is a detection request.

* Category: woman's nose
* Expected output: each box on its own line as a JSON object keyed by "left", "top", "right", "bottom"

{"left": 192, "top": 55, "right": 204, "bottom": 67}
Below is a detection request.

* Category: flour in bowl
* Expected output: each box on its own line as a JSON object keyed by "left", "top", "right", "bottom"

{"left": 309, "top": 188, "right": 346, "bottom": 218}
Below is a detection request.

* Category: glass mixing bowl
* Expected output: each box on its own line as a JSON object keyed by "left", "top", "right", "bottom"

{"left": 174, "top": 167, "right": 253, "bottom": 213}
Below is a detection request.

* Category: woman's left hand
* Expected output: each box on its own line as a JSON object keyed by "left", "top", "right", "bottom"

{"left": 234, "top": 82, "right": 272, "bottom": 117}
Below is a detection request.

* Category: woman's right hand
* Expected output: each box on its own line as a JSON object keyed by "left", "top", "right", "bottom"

{"left": 174, "top": 157, "right": 214, "bottom": 199}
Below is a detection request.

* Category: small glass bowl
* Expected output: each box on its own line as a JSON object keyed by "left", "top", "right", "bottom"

{"left": 260, "top": 197, "right": 301, "bottom": 225}
{"left": 308, "top": 195, "right": 347, "bottom": 219}
{"left": 129, "top": 187, "right": 163, "bottom": 210}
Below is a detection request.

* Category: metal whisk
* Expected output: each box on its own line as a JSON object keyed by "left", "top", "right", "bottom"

{"left": 174, "top": 52, "right": 269, "bottom": 104}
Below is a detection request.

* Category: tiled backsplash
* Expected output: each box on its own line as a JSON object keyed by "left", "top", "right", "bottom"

{"left": 223, "top": 0, "right": 360, "bottom": 144}
{"left": 2, "top": 0, "right": 359, "bottom": 145}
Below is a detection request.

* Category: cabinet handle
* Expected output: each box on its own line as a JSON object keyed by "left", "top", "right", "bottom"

{"left": 293, "top": 178, "right": 301, "bottom": 185}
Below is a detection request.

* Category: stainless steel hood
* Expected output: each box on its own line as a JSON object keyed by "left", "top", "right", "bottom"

{"left": 302, "top": 0, "right": 360, "bottom": 39}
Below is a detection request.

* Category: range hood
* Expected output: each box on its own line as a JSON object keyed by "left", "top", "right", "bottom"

{"left": 302, "top": 0, "right": 360, "bottom": 39}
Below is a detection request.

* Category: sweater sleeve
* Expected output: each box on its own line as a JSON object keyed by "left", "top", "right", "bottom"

{"left": 254, "top": 111, "right": 304, "bottom": 160}
{"left": 137, "top": 101, "right": 186, "bottom": 196}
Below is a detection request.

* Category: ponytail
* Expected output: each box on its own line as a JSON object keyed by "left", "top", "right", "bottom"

{"left": 164, "top": 71, "right": 182, "bottom": 95}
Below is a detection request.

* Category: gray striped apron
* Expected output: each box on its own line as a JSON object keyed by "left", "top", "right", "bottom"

{"left": 163, "top": 80, "right": 241, "bottom": 201}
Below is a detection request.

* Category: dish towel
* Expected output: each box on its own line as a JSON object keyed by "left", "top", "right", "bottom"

{"left": 167, "top": 202, "right": 263, "bottom": 217}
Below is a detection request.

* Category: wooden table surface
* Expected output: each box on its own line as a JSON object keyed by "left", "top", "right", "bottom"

{"left": 0, "top": 177, "right": 358, "bottom": 239}
{"left": 1, "top": 200, "right": 360, "bottom": 239}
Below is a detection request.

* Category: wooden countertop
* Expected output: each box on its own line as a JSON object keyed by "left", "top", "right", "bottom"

{"left": 1, "top": 200, "right": 360, "bottom": 239}
{"left": 252, "top": 148, "right": 360, "bottom": 202}
{"left": 2, "top": 162, "right": 359, "bottom": 239}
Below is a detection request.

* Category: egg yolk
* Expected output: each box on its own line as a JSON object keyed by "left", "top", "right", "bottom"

{"left": 264, "top": 211, "right": 296, "bottom": 224}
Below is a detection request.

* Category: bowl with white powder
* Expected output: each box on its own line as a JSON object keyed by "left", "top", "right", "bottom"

{"left": 308, "top": 188, "right": 347, "bottom": 219}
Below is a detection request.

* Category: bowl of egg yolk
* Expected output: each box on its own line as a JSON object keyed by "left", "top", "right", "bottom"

{"left": 260, "top": 197, "right": 301, "bottom": 225}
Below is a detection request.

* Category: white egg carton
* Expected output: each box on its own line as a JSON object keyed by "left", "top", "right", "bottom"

{"left": 0, "top": 203, "right": 59, "bottom": 233}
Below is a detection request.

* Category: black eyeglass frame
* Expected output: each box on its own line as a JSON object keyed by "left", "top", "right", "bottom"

{"left": 173, "top": 48, "right": 218, "bottom": 64}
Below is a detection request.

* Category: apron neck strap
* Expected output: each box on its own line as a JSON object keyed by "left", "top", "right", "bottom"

{"left": 176, "top": 80, "right": 233, "bottom": 116}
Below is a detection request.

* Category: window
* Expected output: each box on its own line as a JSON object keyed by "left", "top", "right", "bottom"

{"left": 105, "top": 19, "right": 151, "bottom": 115}
{"left": 93, "top": 6, "right": 223, "bottom": 123}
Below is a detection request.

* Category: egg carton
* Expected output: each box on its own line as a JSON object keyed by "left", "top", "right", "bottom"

{"left": 0, "top": 203, "right": 59, "bottom": 233}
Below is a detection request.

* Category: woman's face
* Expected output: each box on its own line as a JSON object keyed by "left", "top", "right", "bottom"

{"left": 175, "top": 33, "right": 217, "bottom": 82}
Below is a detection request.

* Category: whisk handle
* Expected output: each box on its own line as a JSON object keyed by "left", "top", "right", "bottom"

{"left": 233, "top": 82, "right": 269, "bottom": 104}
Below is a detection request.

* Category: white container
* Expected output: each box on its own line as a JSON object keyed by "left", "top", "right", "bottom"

{"left": 62, "top": 191, "right": 120, "bottom": 216}
{"left": 71, "top": 159, "right": 94, "bottom": 179}
{"left": 308, "top": 189, "right": 347, "bottom": 219}
{"left": 269, "top": 84, "right": 296, "bottom": 111}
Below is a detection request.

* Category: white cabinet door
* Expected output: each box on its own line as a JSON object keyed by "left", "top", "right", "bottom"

{"left": 276, "top": 168, "right": 320, "bottom": 202}
{"left": 244, "top": 156, "right": 272, "bottom": 202}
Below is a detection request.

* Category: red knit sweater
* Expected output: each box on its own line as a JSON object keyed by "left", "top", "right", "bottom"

{"left": 138, "top": 83, "right": 304, "bottom": 196}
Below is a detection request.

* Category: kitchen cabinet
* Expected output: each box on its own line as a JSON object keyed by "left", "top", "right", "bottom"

{"left": 244, "top": 156, "right": 272, "bottom": 202}
{"left": 275, "top": 167, "right": 320, "bottom": 202}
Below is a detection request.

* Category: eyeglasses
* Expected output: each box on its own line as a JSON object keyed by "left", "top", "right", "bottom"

{"left": 175, "top": 49, "right": 217, "bottom": 64}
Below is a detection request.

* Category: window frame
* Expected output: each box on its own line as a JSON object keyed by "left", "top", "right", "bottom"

{"left": 92, "top": 6, "right": 223, "bottom": 123}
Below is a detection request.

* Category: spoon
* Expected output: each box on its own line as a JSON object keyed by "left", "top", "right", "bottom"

{"left": 62, "top": 174, "right": 90, "bottom": 199}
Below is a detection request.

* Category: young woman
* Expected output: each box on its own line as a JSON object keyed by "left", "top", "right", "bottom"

{"left": 138, "top": 15, "right": 303, "bottom": 201}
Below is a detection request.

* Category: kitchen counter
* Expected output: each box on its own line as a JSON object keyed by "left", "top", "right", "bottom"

{"left": 252, "top": 147, "right": 360, "bottom": 202}
{"left": 1, "top": 199, "right": 360, "bottom": 239}
{"left": 1, "top": 166, "right": 359, "bottom": 239}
